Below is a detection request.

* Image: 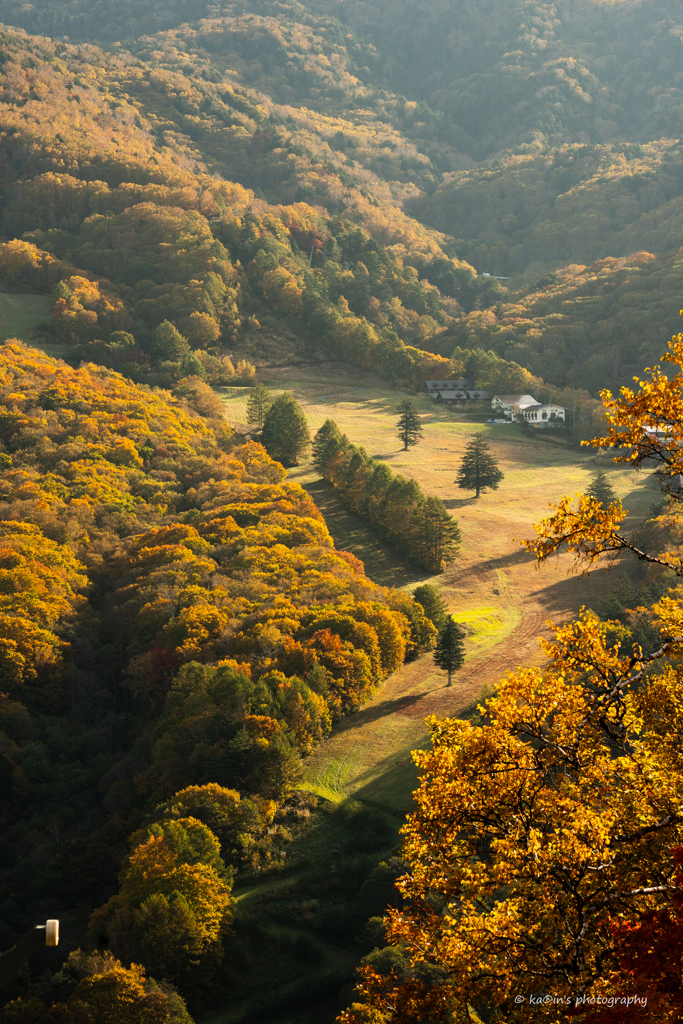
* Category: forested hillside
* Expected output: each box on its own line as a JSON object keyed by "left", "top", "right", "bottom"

{"left": 1, "top": 0, "right": 683, "bottom": 395}
{"left": 0, "top": 342, "right": 437, "bottom": 1016}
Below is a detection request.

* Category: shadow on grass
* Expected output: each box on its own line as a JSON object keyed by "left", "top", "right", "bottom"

{"left": 443, "top": 495, "right": 477, "bottom": 509}
{"left": 304, "top": 479, "right": 429, "bottom": 589}
{"left": 328, "top": 692, "right": 432, "bottom": 733}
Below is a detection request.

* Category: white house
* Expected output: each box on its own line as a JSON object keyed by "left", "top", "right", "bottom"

{"left": 521, "top": 403, "right": 566, "bottom": 426}
{"left": 491, "top": 394, "right": 565, "bottom": 425}
{"left": 491, "top": 394, "right": 541, "bottom": 419}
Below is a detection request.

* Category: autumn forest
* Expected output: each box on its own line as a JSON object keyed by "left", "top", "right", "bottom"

{"left": 1, "top": 0, "right": 683, "bottom": 1021}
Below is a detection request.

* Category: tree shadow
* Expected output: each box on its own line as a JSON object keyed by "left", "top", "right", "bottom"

{"left": 443, "top": 495, "right": 476, "bottom": 509}
{"left": 332, "top": 692, "right": 429, "bottom": 731}
{"left": 373, "top": 451, "right": 404, "bottom": 461}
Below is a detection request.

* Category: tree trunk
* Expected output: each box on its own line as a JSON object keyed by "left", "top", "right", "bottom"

{"left": 447, "top": 668, "right": 452, "bottom": 686}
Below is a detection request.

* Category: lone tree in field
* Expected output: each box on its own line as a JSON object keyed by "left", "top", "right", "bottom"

{"left": 433, "top": 615, "right": 465, "bottom": 686}
{"left": 246, "top": 382, "right": 272, "bottom": 431}
{"left": 587, "top": 467, "right": 617, "bottom": 508}
{"left": 456, "top": 434, "right": 503, "bottom": 498}
{"left": 396, "top": 398, "right": 423, "bottom": 451}
{"left": 261, "top": 393, "right": 311, "bottom": 467}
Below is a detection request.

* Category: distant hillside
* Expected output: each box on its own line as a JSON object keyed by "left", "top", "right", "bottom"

{"left": 1, "top": 0, "right": 683, "bottom": 395}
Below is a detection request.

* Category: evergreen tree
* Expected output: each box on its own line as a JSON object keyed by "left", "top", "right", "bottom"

{"left": 433, "top": 615, "right": 465, "bottom": 686}
{"left": 587, "top": 468, "right": 617, "bottom": 508}
{"left": 246, "top": 382, "right": 273, "bottom": 431}
{"left": 411, "top": 496, "right": 462, "bottom": 572}
{"left": 261, "top": 393, "right": 311, "bottom": 467}
{"left": 456, "top": 434, "right": 504, "bottom": 497}
{"left": 396, "top": 398, "right": 423, "bottom": 451}
{"left": 312, "top": 418, "right": 343, "bottom": 475}
{"left": 153, "top": 320, "right": 190, "bottom": 362}
{"left": 412, "top": 583, "right": 449, "bottom": 631}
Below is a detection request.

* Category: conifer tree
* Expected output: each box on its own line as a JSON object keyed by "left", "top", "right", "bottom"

{"left": 396, "top": 398, "right": 423, "bottom": 451}
{"left": 246, "top": 382, "right": 272, "bottom": 431}
{"left": 261, "top": 393, "right": 311, "bottom": 467}
{"left": 411, "top": 496, "right": 462, "bottom": 572}
{"left": 456, "top": 434, "right": 503, "bottom": 497}
{"left": 587, "top": 467, "right": 617, "bottom": 508}
{"left": 312, "top": 418, "right": 343, "bottom": 475}
{"left": 433, "top": 615, "right": 465, "bottom": 685}
{"left": 153, "top": 320, "right": 191, "bottom": 362}
{"left": 412, "top": 584, "right": 449, "bottom": 631}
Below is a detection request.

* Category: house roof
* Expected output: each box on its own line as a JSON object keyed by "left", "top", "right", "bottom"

{"left": 492, "top": 394, "right": 541, "bottom": 408}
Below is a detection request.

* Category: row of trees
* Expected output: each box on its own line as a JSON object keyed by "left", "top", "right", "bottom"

{"left": 312, "top": 419, "right": 461, "bottom": 572}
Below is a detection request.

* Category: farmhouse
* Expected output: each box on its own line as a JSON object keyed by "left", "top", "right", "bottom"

{"left": 521, "top": 403, "right": 566, "bottom": 426}
{"left": 425, "top": 380, "right": 491, "bottom": 402}
{"left": 491, "top": 394, "right": 566, "bottom": 426}
{"left": 491, "top": 394, "right": 540, "bottom": 418}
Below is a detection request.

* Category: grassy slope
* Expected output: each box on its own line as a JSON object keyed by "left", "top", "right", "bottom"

{"left": 220, "top": 364, "right": 657, "bottom": 815}
{"left": 0, "top": 293, "right": 52, "bottom": 344}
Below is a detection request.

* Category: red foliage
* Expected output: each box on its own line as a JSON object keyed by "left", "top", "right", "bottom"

{"left": 578, "top": 847, "right": 683, "bottom": 1022}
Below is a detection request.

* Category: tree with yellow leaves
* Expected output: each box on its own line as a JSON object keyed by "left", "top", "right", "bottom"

{"left": 340, "top": 332, "right": 683, "bottom": 1024}
{"left": 90, "top": 818, "right": 233, "bottom": 991}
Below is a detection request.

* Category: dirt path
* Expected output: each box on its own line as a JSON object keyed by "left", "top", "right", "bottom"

{"left": 302, "top": 541, "right": 608, "bottom": 811}
{"left": 220, "top": 363, "right": 658, "bottom": 812}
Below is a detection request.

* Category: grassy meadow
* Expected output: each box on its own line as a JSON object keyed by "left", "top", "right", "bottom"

{"left": 219, "top": 363, "right": 658, "bottom": 817}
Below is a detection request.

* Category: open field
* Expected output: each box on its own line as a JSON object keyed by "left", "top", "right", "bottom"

{"left": 219, "top": 363, "right": 658, "bottom": 813}
{"left": 0, "top": 292, "right": 51, "bottom": 343}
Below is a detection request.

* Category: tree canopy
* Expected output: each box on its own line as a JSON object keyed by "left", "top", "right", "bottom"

{"left": 260, "top": 393, "right": 311, "bottom": 467}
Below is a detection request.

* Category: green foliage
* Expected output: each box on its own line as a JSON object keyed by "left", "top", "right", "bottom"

{"left": 312, "top": 418, "right": 345, "bottom": 476}
{"left": 246, "top": 383, "right": 272, "bottom": 431}
{"left": 412, "top": 584, "right": 448, "bottom": 632}
{"left": 153, "top": 320, "right": 191, "bottom": 361}
{"left": 456, "top": 434, "right": 504, "bottom": 498}
{"left": 395, "top": 398, "right": 423, "bottom": 452}
{"left": 261, "top": 393, "right": 311, "bottom": 467}
{"left": 433, "top": 616, "right": 466, "bottom": 686}
{"left": 587, "top": 468, "right": 618, "bottom": 509}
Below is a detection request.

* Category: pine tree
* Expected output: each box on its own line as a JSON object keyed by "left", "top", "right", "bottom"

{"left": 246, "top": 382, "right": 272, "bottom": 431}
{"left": 412, "top": 584, "right": 449, "bottom": 631}
{"left": 456, "top": 434, "right": 504, "bottom": 497}
{"left": 411, "top": 496, "right": 462, "bottom": 572}
{"left": 396, "top": 398, "right": 423, "bottom": 451}
{"left": 587, "top": 468, "right": 617, "bottom": 508}
{"left": 433, "top": 615, "right": 465, "bottom": 686}
{"left": 153, "top": 320, "right": 190, "bottom": 362}
{"left": 312, "top": 418, "right": 343, "bottom": 475}
{"left": 261, "top": 393, "right": 311, "bottom": 467}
